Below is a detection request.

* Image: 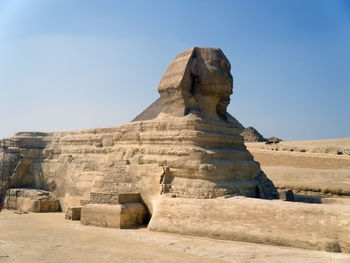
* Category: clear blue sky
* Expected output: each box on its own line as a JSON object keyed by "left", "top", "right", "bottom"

{"left": 0, "top": 0, "right": 349, "bottom": 140}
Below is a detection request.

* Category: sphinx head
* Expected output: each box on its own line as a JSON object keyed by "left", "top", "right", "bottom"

{"left": 158, "top": 47, "right": 233, "bottom": 121}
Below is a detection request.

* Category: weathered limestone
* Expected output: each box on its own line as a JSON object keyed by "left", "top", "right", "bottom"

{"left": 80, "top": 192, "right": 148, "bottom": 228}
{"left": 89, "top": 192, "right": 141, "bottom": 205}
{"left": 149, "top": 196, "right": 350, "bottom": 253}
{"left": 5, "top": 188, "right": 60, "bottom": 212}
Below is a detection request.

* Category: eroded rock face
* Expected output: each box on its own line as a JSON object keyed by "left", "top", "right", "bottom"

{"left": 0, "top": 47, "right": 278, "bottom": 213}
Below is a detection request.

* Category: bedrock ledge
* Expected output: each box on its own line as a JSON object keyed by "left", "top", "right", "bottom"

{"left": 148, "top": 196, "right": 350, "bottom": 253}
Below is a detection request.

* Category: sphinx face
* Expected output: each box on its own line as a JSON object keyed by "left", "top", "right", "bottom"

{"left": 158, "top": 47, "right": 234, "bottom": 121}
{"left": 197, "top": 49, "right": 233, "bottom": 97}
{"left": 191, "top": 48, "right": 233, "bottom": 121}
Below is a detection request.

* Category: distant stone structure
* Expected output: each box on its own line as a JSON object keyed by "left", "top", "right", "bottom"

{"left": 241, "top": 126, "right": 267, "bottom": 142}
{"left": 266, "top": 136, "right": 282, "bottom": 144}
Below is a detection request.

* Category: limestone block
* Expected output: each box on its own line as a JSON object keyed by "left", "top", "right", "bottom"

{"left": 89, "top": 192, "right": 120, "bottom": 204}
{"left": 36, "top": 199, "right": 60, "bottom": 212}
{"left": 4, "top": 188, "right": 60, "bottom": 212}
{"left": 65, "top": 206, "right": 83, "bottom": 220}
{"left": 81, "top": 203, "right": 147, "bottom": 228}
{"left": 5, "top": 196, "right": 60, "bottom": 212}
{"left": 89, "top": 192, "right": 141, "bottom": 205}
{"left": 148, "top": 196, "right": 350, "bottom": 253}
{"left": 118, "top": 193, "right": 141, "bottom": 203}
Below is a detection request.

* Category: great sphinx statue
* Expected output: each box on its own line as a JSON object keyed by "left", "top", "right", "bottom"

{"left": 0, "top": 47, "right": 278, "bottom": 216}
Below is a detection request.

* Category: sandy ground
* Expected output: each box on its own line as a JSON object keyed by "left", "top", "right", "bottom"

{"left": 1, "top": 211, "right": 350, "bottom": 263}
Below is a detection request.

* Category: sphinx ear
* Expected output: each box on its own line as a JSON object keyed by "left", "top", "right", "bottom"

{"left": 190, "top": 58, "right": 200, "bottom": 76}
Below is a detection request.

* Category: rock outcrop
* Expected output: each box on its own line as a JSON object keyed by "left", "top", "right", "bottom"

{"left": 149, "top": 196, "right": 350, "bottom": 253}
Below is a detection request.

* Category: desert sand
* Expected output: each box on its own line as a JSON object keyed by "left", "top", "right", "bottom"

{"left": 1, "top": 210, "right": 350, "bottom": 263}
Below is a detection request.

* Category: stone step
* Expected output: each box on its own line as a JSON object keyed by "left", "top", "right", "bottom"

{"left": 89, "top": 192, "right": 141, "bottom": 205}
{"left": 80, "top": 203, "right": 147, "bottom": 229}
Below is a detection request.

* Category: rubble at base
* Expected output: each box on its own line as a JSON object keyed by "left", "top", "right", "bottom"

{"left": 4, "top": 188, "right": 60, "bottom": 212}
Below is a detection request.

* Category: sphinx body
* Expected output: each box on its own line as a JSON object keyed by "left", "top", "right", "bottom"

{"left": 0, "top": 47, "right": 278, "bottom": 214}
